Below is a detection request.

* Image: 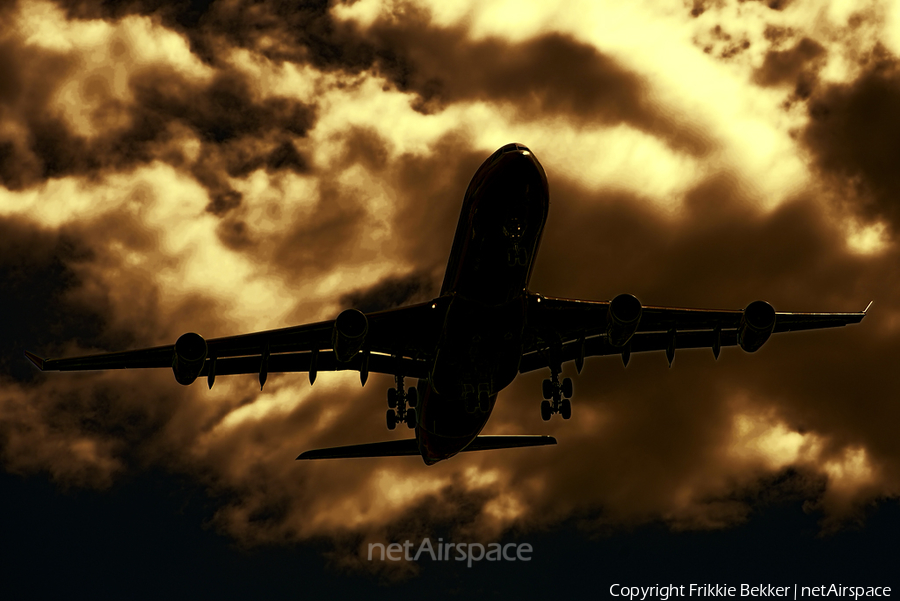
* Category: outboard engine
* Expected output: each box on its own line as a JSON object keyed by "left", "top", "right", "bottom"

{"left": 172, "top": 332, "right": 207, "bottom": 385}
{"left": 738, "top": 301, "right": 776, "bottom": 352}
{"left": 607, "top": 293, "right": 642, "bottom": 347}
{"left": 333, "top": 309, "right": 368, "bottom": 362}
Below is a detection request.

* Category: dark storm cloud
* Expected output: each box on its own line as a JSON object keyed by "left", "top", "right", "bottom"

{"left": 0, "top": 207, "right": 225, "bottom": 367}
{"left": 0, "top": 217, "right": 103, "bottom": 384}
{"left": 694, "top": 24, "right": 752, "bottom": 60}
{"left": 753, "top": 37, "right": 825, "bottom": 99}
{"left": 0, "top": 34, "right": 314, "bottom": 213}
{"left": 268, "top": 180, "right": 369, "bottom": 276}
{"left": 691, "top": 0, "right": 792, "bottom": 17}
{"left": 0, "top": 39, "right": 75, "bottom": 189}
{"left": 802, "top": 49, "right": 900, "bottom": 234}
{"left": 56, "top": 1, "right": 709, "bottom": 154}
{"left": 45, "top": 1, "right": 711, "bottom": 159}
{"left": 52, "top": 0, "right": 372, "bottom": 68}
{"left": 387, "top": 131, "right": 487, "bottom": 272}
{"left": 130, "top": 67, "right": 314, "bottom": 213}
{"left": 0, "top": 206, "right": 271, "bottom": 490}
{"left": 274, "top": 127, "right": 482, "bottom": 299}
{"left": 365, "top": 25, "right": 711, "bottom": 156}
{"left": 265, "top": 140, "right": 308, "bottom": 173}
{"left": 340, "top": 271, "right": 435, "bottom": 313}
{"left": 0, "top": 218, "right": 180, "bottom": 483}
{"left": 0, "top": 39, "right": 24, "bottom": 105}
{"left": 188, "top": 123, "right": 462, "bottom": 293}
{"left": 750, "top": 0, "right": 794, "bottom": 10}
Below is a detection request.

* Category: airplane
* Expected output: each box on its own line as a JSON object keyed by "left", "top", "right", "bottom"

{"left": 24, "top": 143, "right": 870, "bottom": 465}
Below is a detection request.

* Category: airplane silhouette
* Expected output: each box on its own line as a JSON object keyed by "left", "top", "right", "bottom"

{"left": 25, "top": 143, "right": 870, "bottom": 464}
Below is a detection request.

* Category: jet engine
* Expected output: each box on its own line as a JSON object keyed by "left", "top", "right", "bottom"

{"left": 606, "top": 293, "right": 642, "bottom": 347}
{"left": 333, "top": 309, "right": 368, "bottom": 362}
{"left": 738, "top": 300, "right": 776, "bottom": 352}
{"left": 172, "top": 332, "right": 208, "bottom": 385}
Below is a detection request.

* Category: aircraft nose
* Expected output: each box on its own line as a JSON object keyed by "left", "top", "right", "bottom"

{"left": 500, "top": 142, "right": 531, "bottom": 154}
{"left": 497, "top": 144, "right": 541, "bottom": 180}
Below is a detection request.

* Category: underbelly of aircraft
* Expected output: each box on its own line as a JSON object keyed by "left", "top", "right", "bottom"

{"left": 416, "top": 295, "right": 525, "bottom": 463}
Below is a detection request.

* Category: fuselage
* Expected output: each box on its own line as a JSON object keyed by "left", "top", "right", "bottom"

{"left": 416, "top": 143, "right": 550, "bottom": 464}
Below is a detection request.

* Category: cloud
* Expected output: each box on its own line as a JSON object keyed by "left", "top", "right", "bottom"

{"left": 0, "top": 5, "right": 315, "bottom": 220}
{"left": 754, "top": 37, "right": 826, "bottom": 98}
{"left": 0, "top": 216, "right": 102, "bottom": 384}
{"left": 802, "top": 50, "right": 900, "bottom": 234}
{"left": 360, "top": 20, "right": 712, "bottom": 156}
{"left": 341, "top": 271, "right": 435, "bottom": 313}
{"left": 50, "top": 0, "right": 377, "bottom": 69}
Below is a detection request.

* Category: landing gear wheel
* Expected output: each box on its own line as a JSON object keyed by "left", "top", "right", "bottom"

{"left": 386, "top": 409, "right": 397, "bottom": 430}
{"left": 517, "top": 247, "right": 527, "bottom": 265}
{"left": 561, "top": 377, "right": 573, "bottom": 399}
{"left": 405, "top": 408, "right": 417, "bottom": 428}
{"left": 541, "top": 379, "right": 553, "bottom": 399}
{"left": 407, "top": 387, "right": 418, "bottom": 408}
{"left": 478, "top": 391, "right": 490, "bottom": 412}
{"left": 540, "top": 400, "right": 552, "bottom": 421}
{"left": 560, "top": 398, "right": 572, "bottom": 420}
{"left": 465, "top": 395, "right": 477, "bottom": 413}
{"left": 387, "top": 388, "right": 398, "bottom": 408}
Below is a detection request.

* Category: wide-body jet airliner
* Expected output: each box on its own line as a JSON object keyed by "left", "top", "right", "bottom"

{"left": 25, "top": 143, "right": 869, "bottom": 465}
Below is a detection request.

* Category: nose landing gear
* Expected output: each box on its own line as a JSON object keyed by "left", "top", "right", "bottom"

{"left": 507, "top": 244, "right": 527, "bottom": 266}
{"left": 504, "top": 217, "right": 528, "bottom": 266}
{"left": 386, "top": 373, "right": 417, "bottom": 430}
{"left": 464, "top": 383, "right": 492, "bottom": 413}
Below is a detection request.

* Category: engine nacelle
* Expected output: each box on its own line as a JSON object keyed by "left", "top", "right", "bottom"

{"left": 172, "top": 332, "right": 207, "bottom": 385}
{"left": 738, "top": 300, "right": 776, "bottom": 353}
{"left": 607, "top": 293, "right": 642, "bottom": 347}
{"left": 333, "top": 309, "right": 368, "bottom": 363}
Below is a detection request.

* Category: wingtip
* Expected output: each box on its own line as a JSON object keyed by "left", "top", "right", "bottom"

{"left": 863, "top": 300, "right": 874, "bottom": 315}
{"left": 23, "top": 351, "right": 45, "bottom": 370}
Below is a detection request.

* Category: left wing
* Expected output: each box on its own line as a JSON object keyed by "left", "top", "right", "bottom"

{"left": 520, "top": 294, "right": 870, "bottom": 373}
{"left": 25, "top": 298, "right": 450, "bottom": 387}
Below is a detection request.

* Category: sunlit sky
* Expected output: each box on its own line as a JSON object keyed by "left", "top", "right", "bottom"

{"left": 2, "top": 0, "right": 900, "bottom": 581}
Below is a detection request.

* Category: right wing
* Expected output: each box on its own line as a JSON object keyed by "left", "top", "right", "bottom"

{"left": 25, "top": 298, "right": 450, "bottom": 386}
{"left": 519, "top": 294, "right": 870, "bottom": 373}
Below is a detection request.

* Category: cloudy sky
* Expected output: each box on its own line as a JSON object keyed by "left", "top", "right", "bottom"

{"left": 3, "top": 0, "right": 900, "bottom": 597}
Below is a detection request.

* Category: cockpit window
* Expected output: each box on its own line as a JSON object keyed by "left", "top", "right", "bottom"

{"left": 499, "top": 142, "right": 530, "bottom": 154}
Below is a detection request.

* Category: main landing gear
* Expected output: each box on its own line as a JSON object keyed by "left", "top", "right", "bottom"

{"left": 386, "top": 373, "right": 417, "bottom": 430}
{"left": 540, "top": 369, "right": 573, "bottom": 421}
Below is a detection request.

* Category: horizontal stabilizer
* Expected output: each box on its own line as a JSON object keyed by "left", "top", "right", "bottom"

{"left": 298, "top": 438, "right": 420, "bottom": 459}
{"left": 463, "top": 435, "right": 557, "bottom": 452}
{"left": 297, "top": 435, "right": 557, "bottom": 460}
